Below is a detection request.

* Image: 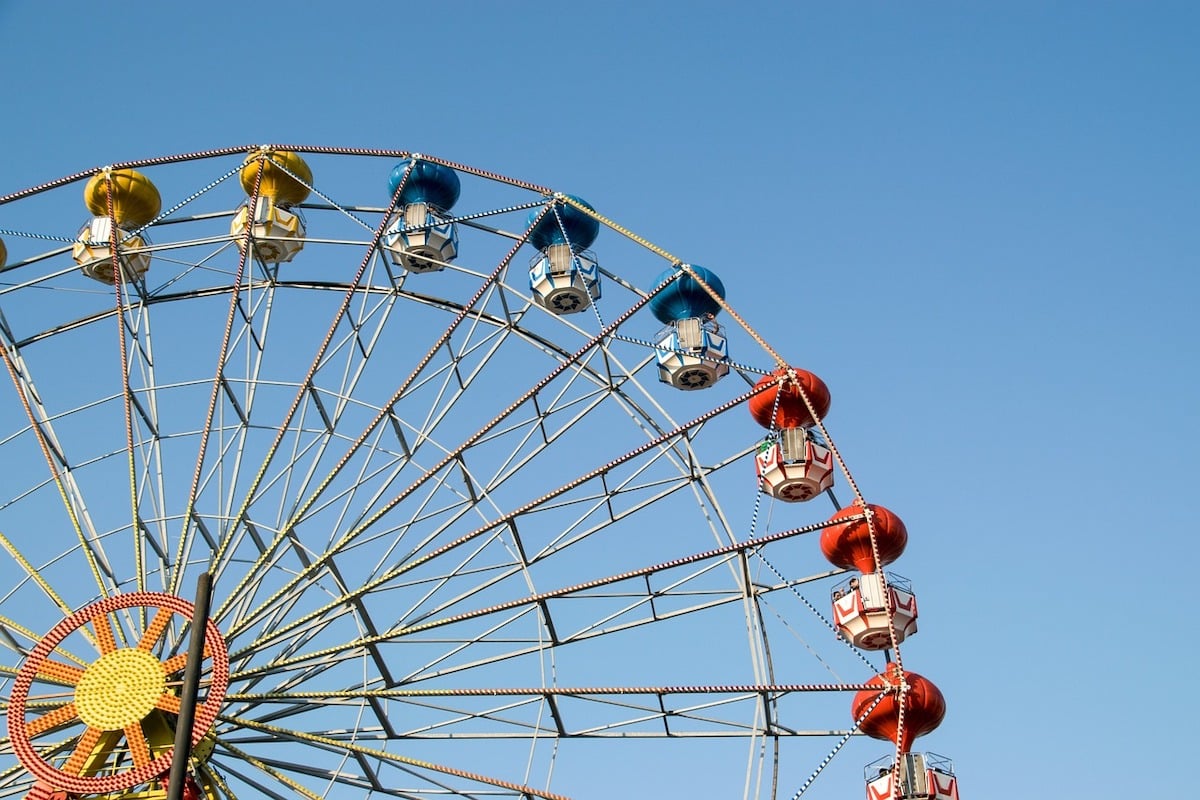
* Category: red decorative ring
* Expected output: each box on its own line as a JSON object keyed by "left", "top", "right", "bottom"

{"left": 7, "top": 592, "right": 229, "bottom": 794}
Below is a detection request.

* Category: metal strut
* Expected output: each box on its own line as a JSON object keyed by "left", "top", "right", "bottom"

{"left": 166, "top": 571, "right": 212, "bottom": 800}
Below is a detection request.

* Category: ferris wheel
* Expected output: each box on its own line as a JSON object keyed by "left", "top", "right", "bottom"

{"left": 0, "top": 146, "right": 958, "bottom": 800}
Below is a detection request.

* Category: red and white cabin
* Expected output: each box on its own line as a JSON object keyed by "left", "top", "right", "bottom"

{"left": 754, "top": 428, "right": 834, "bottom": 502}
{"left": 866, "top": 753, "right": 958, "bottom": 800}
{"left": 832, "top": 572, "right": 917, "bottom": 649}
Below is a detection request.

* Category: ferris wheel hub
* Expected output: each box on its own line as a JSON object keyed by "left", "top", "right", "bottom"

{"left": 8, "top": 592, "right": 229, "bottom": 795}
{"left": 74, "top": 648, "right": 167, "bottom": 730}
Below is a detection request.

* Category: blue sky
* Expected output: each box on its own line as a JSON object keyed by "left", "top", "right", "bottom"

{"left": 1, "top": 2, "right": 1196, "bottom": 798}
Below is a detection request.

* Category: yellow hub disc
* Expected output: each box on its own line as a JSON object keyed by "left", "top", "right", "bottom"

{"left": 74, "top": 648, "right": 166, "bottom": 731}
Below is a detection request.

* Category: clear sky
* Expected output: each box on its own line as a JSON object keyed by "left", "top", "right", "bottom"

{"left": 1, "top": 2, "right": 1196, "bottom": 798}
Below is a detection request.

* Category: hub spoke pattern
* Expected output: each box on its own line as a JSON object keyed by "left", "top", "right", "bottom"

{"left": 6, "top": 594, "right": 229, "bottom": 795}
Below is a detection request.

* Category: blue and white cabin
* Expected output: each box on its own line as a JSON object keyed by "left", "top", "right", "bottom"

{"left": 648, "top": 265, "right": 731, "bottom": 390}
{"left": 382, "top": 159, "right": 461, "bottom": 273}
{"left": 526, "top": 196, "right": 601, "bottom": 315}
{"left": 654, "top": 316, "right": 730, "bottom": 390}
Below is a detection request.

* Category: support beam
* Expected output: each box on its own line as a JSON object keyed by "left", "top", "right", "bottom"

{"left": 167, "top": 571, "right": 212, "bottom": 800}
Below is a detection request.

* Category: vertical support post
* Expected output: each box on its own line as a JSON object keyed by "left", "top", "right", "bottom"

{"left": 167, "top": 571, "right": 212, "bottom": 800}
